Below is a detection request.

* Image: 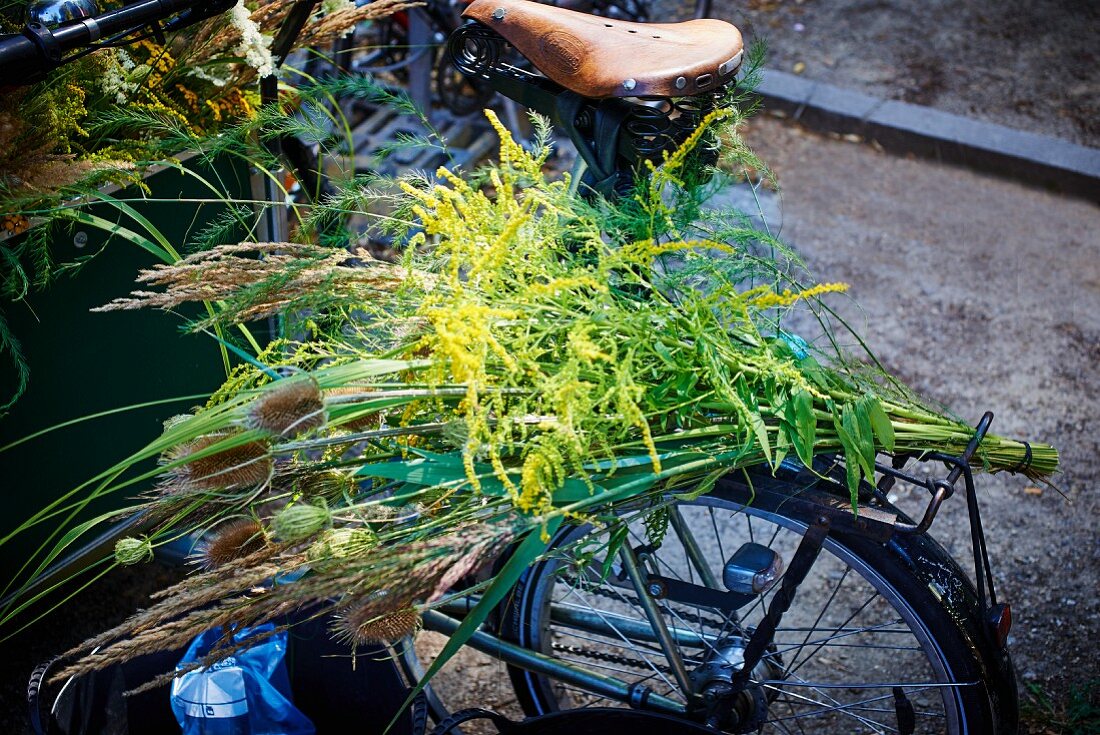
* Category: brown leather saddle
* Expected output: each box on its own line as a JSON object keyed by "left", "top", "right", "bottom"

{"left": 461, "top": 0, "right": 743, "bottom": 99}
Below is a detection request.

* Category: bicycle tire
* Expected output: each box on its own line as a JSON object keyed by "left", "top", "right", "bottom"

{"left": 498, "top": 468, "right": 1014, "bottom": 733}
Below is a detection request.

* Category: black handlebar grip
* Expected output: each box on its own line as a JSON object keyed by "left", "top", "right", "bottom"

{"left": 0, "top": 30, "right": 54, "bottom": 83}
{"left": 0, "top": 0, "right": 195, "bottom": 83}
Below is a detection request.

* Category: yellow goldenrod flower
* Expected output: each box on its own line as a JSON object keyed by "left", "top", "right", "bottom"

{"left": 750, "top": 282, "right": 849, "bottom": 309}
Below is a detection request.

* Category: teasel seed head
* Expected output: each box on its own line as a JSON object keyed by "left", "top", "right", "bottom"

{"left": 306, "top": 526, "right": 378, "bottom": 571}
{"left": 200, "top": 519, "right": 267, "bottom": 569}
{"left": 272, "top": 498, "right": 332, "bottom": 542}
{"left": 114, "top": 536, "right": 153, "bottom": 566}
{"left": 335, "top": 600, "right": 422, "bottom": 645}
{"left": 247, "top": 377, "right": 326, "bottom": 437}
{"left": 324, "top": 387, "right": 382, "bottom": 432}
{"left": 166, "top": 433, "right": 273, "bottom": 490}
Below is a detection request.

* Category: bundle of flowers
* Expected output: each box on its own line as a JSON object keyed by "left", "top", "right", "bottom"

{"left": 4, "top": 108, "right": 1056, "bottom": 687}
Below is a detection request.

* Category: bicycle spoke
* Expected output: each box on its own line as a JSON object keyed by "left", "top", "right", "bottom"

{"left": 501, "top": 496, "right": 972, "bottom": 732}
{"left": 766, "top": 677, "right": 899, "bottom": 732}
{"left": 709, "top": 506, "right": 728, "bottom": 559}
{"left": 784, "top": 564, "right": 851, "bottom": 671}
{"left": 566, "top": 584, "right": 682, "bottom": 697}
{"left": 768, "top": 619, "right": 922, "bottom": 658}
{"left": 784, "top": 591, "right": 881, "bottom": 680}
{"left": 763, "top": 680, "right": 979, "bottom": 690}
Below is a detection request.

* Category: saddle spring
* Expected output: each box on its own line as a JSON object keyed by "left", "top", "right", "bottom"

{"left": 449, "top": 22, "right": 732, "bottom": 195}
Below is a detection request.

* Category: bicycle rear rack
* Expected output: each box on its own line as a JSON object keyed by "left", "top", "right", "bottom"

{"left": 871, "top": 411, "right": 1000, "bottom": 611}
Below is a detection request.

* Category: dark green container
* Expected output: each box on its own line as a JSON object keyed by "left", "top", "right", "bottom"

{"left": 0, "top": 156, "right": 266, "bottom": 586}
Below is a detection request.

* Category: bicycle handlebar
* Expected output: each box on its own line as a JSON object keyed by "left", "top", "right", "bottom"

{"left": 0, "top": 0, "right": 233, "bottom": 84}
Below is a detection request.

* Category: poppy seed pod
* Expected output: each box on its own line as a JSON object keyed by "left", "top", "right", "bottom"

{"left": 114, "top": 536, "right": 153, "bottom": 566}
{"left": 273, "top": 499, "right": 332, "bottom": 542}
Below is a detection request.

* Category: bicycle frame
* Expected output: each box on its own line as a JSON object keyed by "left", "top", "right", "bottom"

{"left": 423, "top": 606, "right": 689, "bottom": 714}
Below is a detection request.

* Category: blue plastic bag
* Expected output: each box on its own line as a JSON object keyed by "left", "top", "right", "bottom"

{"left": 170, "top": 623, "right": 315, "bottom": 735}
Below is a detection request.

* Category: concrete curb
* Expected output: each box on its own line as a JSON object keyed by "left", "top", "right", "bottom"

{"left": 754, "top": 69, "right": 1100, "bottom": 202}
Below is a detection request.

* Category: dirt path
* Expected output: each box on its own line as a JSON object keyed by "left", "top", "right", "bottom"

{"left": 712, "top": 0, "right": 1100, "bottom": 147}
{"left": 741, "top": 114, "right": 1100, "bottom": 719}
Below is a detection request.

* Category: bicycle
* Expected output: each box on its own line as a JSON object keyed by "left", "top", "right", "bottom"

{"left": 0, "top": 1, "right": 1022, "bottom": 733}
{"left": 389, "top": 1, "right": 1021, "bottom": 732}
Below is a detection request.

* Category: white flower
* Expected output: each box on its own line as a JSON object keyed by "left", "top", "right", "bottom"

{"left": 100, "top": 49, "right": 139, "bottom": 104}
{"left": 229, "top": 0, "right": 275, "bottom": 78}
{"left": 188, "top": 64, "right": 230, "bottom": 88}
{"left": 116, "top": 49, "right": 136, "bottom": 71}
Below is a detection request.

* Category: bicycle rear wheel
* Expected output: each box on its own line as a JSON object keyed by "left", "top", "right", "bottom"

{"left": 499, "top": 474, "right": 1006, "bottom": 733}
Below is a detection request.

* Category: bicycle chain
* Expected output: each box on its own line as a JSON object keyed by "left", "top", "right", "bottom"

{"left": 549, "top": 641, "right": 672, "bottom": 674}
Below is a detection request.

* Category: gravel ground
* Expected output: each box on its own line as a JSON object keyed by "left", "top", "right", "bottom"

{"left": 741, "top": 115, "right": 1100, "bottom": 726}
{"left": 711, "top": 0, "right": 1100, "bottom": 148}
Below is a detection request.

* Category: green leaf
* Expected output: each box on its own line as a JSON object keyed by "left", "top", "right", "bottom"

{"left": 788, "top": 390, "right": 816, "bottom": 467}
{"left": 842, "top": 404, "right": 876, "bottom": 482}
{"left": 800, "top": 356, "right": 832, "bottom": 391}
{"left": 600, "top": 524, "right": 630, "bottom": 581}
{"left": 651, "top": 377, "right": 676, "bottom": 402}
{"left": 54, "top": 210, "right": 173, "bottom": 263}
{"left": 380, "top": 483, "right": 434, "bottom": 506}
{"left": 854, "top": 402, "right": 877, "bottom": 473}
{"left": 865, "top": 396, "right": 896, "bottom": 453}
{"left": 91, "top": 191, "right": 181, "bottom": 262}
{"left": 674, "top": 371, "right": 698, "bottom": 396}
{"left": 749, "top": 411, "right": 773, "bottom": 466}
{"left": 672, "top": 467, "right": 727, "bottom": 501}
{"left": 361, "top": 453, "right": 595, "bottom": 504}
{"left": 844, "top": 447, "right": 861, "bottom": 512}
{"left": 327, "top": 396, "right": 423, "bottom": 425}
{"left": 550, "top": 478, "right": 599, "bottom": 503}
{"left": 386, "top": 517, "right": 563, "bottom": 732}
{"left": 358, "top": 456, "right": 468, "bottom": 486}
{"left": 773, "top": 423, "right": 789, "bottom": 468}
{"left": 558, "top": 472, "right": 659, "bottom": 517}
{"left": 583, "top": 452, "right": 667, "bottom": 472}
{"left": 832, "top": 409, "right": 862, "bottom": 511}
{"left": 652, "top": 341, "right": 676, "bottom": 367}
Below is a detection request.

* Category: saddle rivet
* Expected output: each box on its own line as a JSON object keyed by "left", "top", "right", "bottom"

{"left": 491, "top": 7, "right": 505, "bottom": 19}
{"left": 622, "top": 78, "right": 637, "bottom": 90}
{"left": 675, "top": 76, "right": 686, "bottom": 89}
